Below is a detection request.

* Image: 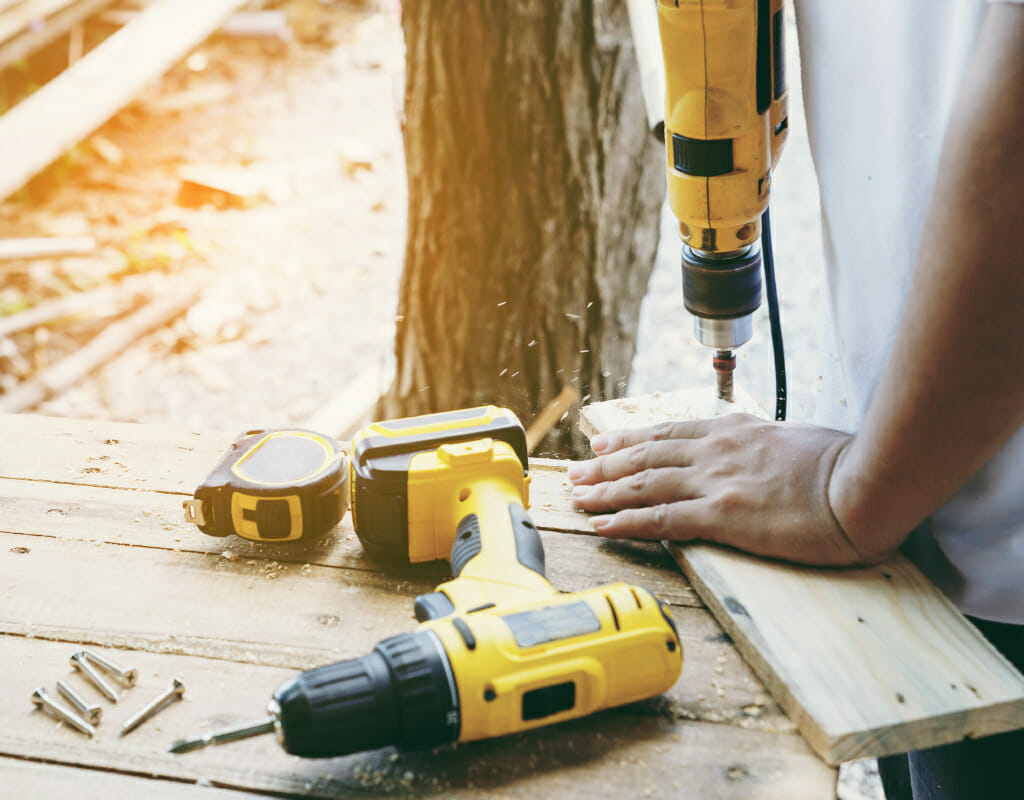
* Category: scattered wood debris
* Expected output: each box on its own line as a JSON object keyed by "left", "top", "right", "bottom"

{"left": 0, "top": 0, "right": 248, "bottom": 202}
{"left": 0, "top": 235, "right": 96, "bottom": 261}
{"left": 176, "top": 164, "right": 270, "bottom": 211}
{"left": 0, "top": 282, "right": 202, "bottom": 412}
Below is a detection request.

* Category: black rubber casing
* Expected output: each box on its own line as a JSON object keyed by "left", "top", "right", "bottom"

{"left": 273, "top": 631, "right": 459, "bottom": 758}
{"left": 681, "top": 247, "right": 763, "bottom": 320}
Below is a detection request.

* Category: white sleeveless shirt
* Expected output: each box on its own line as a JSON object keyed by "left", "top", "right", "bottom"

{"left": 795, "top": 0, "right": 1024, "bottom": 623}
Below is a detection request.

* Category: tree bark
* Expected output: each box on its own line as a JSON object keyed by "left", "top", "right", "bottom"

{"left": 381, "top": 0, "right": 664, "bottom": 455}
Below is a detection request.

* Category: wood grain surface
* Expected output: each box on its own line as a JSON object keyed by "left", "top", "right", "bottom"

{"left": 0, "top": 412, "right": 836, "bottom": 797}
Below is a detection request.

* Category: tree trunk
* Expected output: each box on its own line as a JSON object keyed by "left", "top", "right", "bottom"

{"left": 381, "top": 0, "right": 664, "bottom": 455}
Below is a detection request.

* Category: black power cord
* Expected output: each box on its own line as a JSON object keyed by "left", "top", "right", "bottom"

{"left": 761, "top": 208, "right": 787, "bottom": 421}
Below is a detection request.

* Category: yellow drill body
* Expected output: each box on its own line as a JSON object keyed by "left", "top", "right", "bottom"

{"left": 660, "top": 0, "right": 788, "bottom": 253}
{"left": 351, "top": 407, "right": 683, "bottom": 748}
{"left": 400, "top": 429, "right": 682, "bottom": 744}
{"left": 423, "top": 583, "right": 682, "bottom": 743}
{"left": 658, "top": 0, "right": 789, "bottom": 396}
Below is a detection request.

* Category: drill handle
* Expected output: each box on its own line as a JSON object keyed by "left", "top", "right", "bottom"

{"left": 415, "top": 483, "right": 558, "bottom": 620}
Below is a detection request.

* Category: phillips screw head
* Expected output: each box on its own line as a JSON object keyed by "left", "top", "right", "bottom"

{"left": 120, "top": 677, "right": 185, "bottom": 737}
{"left": 82, "top": 649, "right": 138, "bottom": 688}
{"left": 70, "top": 651, "right": 119, "bottom": 702}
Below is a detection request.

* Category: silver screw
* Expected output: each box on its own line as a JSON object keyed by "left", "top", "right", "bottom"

{"left": 70, "top": 651, "right": 119, "bottom": 702}
{"left": 120, "top": 677, "right": 185, "bottom": 737}
{"left": 82, "top": 649, "right": 138, "bottom": 688}
{"left": 56, "top": 680, "right": 103, "bottom": 725}
{"left": 31, "top": 687, "right": 96, "bottom": 737}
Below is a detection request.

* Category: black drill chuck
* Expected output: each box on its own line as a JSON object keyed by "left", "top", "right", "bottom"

{"left": 272, "top": 631, "right": 460, "bottom": 758}
{"left": 680, "top": 246, "right": 762, "bottom": 322}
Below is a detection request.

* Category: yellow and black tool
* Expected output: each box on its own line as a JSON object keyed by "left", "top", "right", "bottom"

{"left": 171, "top": 407, "right": 683, "bottom": 759}
{"left": 658, "top": 0, "right": 789, "bottom": 415}
{"left": 183, "top": 429, "right": 347, "bottom": 542}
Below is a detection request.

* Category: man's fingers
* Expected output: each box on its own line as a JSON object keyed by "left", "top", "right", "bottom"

{"left": 590, "top": 419, "right": 713, "bottom": 454}
{"left": 589, "top": 500, "right": 715, "bottom": 541}
{"left": 571, "top": 466, "right": 699, "bottom": 511}
{"left": 568, "top": 440, "right": 696, "bottom": 485}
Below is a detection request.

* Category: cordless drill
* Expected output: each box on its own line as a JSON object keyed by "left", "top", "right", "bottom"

{"left": 658, "top": 0, "right": 788, "bottom": 403}
{"left": 171, "top": 407, "right": 683, "bottom": 758}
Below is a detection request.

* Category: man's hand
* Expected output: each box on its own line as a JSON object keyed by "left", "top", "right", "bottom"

{"left": 568, "top": 414, "right": 884, "bottom": 566}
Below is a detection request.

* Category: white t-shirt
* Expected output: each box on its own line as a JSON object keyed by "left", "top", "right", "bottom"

{"left": 795, "top": 0, "right": 1024, "bottom": 624}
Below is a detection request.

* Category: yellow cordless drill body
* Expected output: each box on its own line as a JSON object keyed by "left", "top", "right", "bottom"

{"left": 658, "top": 0, "right": 788, "bottom": 398}
{"left": 332, "top": 406, "right": 683, "bottom": 752}
{"left": 174, "top": 407, "right": 682, "bottom": 759}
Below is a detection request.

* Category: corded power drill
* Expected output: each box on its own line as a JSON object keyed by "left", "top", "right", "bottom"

{"left": 658, "top": 0, "right": 789, "bottom": 411}
{"left": 171, "top": 407, "right": 683, "bottom": 758}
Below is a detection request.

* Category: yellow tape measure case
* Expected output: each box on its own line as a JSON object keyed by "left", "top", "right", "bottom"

{"left": 186, "top": 429, "right": 348, "bottom": 542}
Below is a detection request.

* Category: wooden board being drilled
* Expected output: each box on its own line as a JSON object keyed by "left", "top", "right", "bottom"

{"left": 579, "top": 389, "right": 1024, "bottom": 764}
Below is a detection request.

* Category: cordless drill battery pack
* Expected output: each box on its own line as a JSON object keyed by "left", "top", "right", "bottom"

{"left": 184, "top": 429, "right": 348, "bottom": 542}
{"left": 350, "top": 406, "right": 530, "bottom": 563}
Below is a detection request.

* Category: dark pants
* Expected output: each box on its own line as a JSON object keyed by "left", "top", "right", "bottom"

{"left": 878, "top": 617, "right": 1024, "bottom": 800}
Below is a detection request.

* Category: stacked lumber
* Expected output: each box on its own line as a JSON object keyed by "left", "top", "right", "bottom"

{"left": 0, "top": 0, "right": 247, "bottom": 202}
{"left": 0, "top": 0, "right": 116, "bottom": 71}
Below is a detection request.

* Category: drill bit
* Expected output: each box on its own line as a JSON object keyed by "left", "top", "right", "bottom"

{"left": 169, "top": 715, "right": 277, "bottom": 754}
{"left": 713, "top": 349, "right": 736, "bottom": 402}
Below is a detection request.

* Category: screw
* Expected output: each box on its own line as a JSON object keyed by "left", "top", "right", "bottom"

{"left": 82, "top": 649, "right": 138, "bottom": 688}
{"left": 56, "top": 680, "right": 103, "bottom": 725}
{"left": 31, "top": 687, "right": 95, "bottom": 737}
{"left": 120, "top": 677, "right": 185, "bottom": 737}
{"left": 70, "top": 651, "right": 119, "bottom": 702}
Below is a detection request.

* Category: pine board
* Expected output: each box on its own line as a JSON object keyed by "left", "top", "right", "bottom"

{"left": 0, "top": 412, "right": 837, "bottom": 796}
{"left": 579, "top": 390, "right": 1024, "bottom": 764}
{"left": 0, "top": 0, "right": 246, "bottom": 201}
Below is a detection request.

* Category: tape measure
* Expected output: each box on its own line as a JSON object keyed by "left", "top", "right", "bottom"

{"left": 184, "top": 429, "right": 348, "bottom": 542}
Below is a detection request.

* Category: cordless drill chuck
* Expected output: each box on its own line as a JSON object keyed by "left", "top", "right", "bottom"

{"left": 271, "top": 630, "right": 458, "bottom": 757}
{"left": 681, "top": 243, "right": 763, "bottom": 399}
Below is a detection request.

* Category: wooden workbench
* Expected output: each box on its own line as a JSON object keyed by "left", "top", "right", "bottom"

{"left": 0, "top": 413, "right": 836, "bottom": 798}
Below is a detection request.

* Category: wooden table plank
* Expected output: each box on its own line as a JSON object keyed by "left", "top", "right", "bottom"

{"left": 0, "top": 415, "right": 594, "bottom": 533}
{"left": 0, "top": 477, "right": 698, "bottom": 608}
{"left": 0, "top": 0, "right": 247, "bottom": 202}
{"left": 0, "top": 754, "right": 257, "bottom": 799}
{"left": 581, "top": 390, "right": 1024, "bottom": 764}
{"left": 0, "top": 528, "right": 782, "bottom": 727}
{"left": 2, "top": 637, "right": 834, "bottom": 799}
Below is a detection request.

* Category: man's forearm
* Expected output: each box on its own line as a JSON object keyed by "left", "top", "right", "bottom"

{"left": 829, "top": 4, "right": 1024, "bottom": 559}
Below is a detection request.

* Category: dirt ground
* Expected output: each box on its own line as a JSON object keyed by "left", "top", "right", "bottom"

{"left": 0, "top": 3, "right": 882, "bottom": 797}
{"left": 1, "top": 1, "right": 405, "bottom": 432}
